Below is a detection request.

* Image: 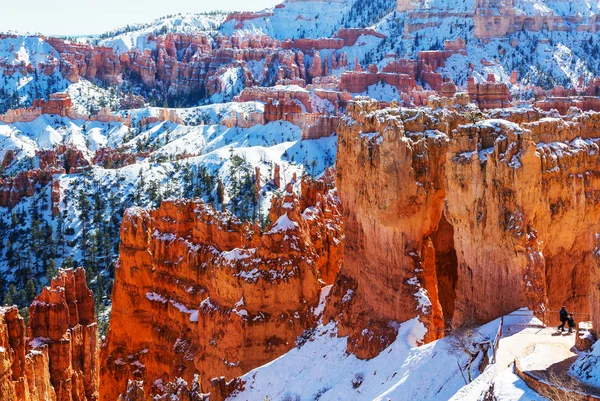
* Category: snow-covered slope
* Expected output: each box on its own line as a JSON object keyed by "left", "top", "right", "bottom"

{"left": 515, "top": 0, "right": 600, "bottom": 17}
{"left": 97, "top": 13, "right": 227, "bottom": 53}
{"left": 0, "top": 36, "right": 71, "bottom": 111}
{"left": 229, "top": 318, "right": 472, "bottom": 401}
{"left": 228, "top": 310, "right": 548, "bottom": 401}
{"left": 571, "top": 338, "right": 600, "bottom": 388}
{"left": 0, "top": 35, "right": 59, "bottom": 66}
{"left": 220, "top": 0, "right": 355, "bottom": 40}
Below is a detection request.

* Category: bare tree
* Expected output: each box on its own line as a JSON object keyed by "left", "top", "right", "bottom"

{"left": 446, "top": 325, "right": 484, "bottom": 383}
{"left": 539, "top": 371, "right": 584, "bottom": 401}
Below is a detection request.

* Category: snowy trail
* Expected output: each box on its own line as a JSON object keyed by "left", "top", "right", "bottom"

{"left": 498, "top": 309, "right": 574, "bottom": 371}
{"left": 514, "top": 320, "right": 600, "bottom": 398}
{"left": 453, "top": 309, "right": 597, "bottom": 400}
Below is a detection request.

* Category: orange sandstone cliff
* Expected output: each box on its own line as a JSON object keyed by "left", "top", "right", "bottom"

{"left": 326, "top": 97, "right": 473, "bottom": 358}
{"left": 100, "top": 175, "right": 343, "bottom": 400}
{"left": 327, "top": 97, "right": 600, "bottom": 358}
{"left": 0, "top": 306, "right": 56, "bottom": 401}
{"left": 0, "top": 267, "right": 98, "bottom": 401}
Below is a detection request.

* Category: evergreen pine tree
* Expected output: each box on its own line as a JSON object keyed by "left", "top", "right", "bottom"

{"left": 4, "top": 284, "right": 16, "bottom": 306}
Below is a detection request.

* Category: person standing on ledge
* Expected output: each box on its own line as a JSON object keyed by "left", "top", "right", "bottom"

{"left": 558, "top": 306, "right": 568, "bottom": 332}
{"left": 567, "top": 313, "right": 576, "bottom": 334}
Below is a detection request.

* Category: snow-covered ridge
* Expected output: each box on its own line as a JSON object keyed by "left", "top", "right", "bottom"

{"left": 514, "top": 0, "right": 600, "bottom": 17}
{"left": 97, "top": 13, "right": 227, "bottom": 53}
{"left": 0, "top": 35, "right": 58, "bottom": 66}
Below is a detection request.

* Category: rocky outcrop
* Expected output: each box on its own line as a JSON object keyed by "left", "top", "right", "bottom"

{"left": 473, "top": 0, "right": 515, "bottom": 39}
{"left": 308, "top": 52, "right": 323, "bottom": 80}
{"left": 0, "top": 93, "right": 116, "bottom": 124}
{"left": 282, "top": 38, "right": 344, "bottom": 51}
{"left": 46, "top": 38, "right": 122, "bottom": 85}
{"left": 0, "top": 306, "right": 56, "bottom": 401}
{"left": 236, "top": 86, "right": 312, "bottom": 110}
{"left": 263, "top": 98, "right": 341, "bottom": 139}
{"left": 137, "top": 108, "right": 182, "bottom": 127}
{"left": 340, "top": 69, "right": 418, "bottom": 93}
{"left": 28, "top": 267, "right": 99, "bottom": 401}
{"left": 32, "top": 93, "right": 73, "bottom": 116}
{"left": 221, "top": 110, "right": 264, "bottom": 129}
{"left": 339, "top": 50, "right": 463, "bottom": 95}
{"left": 334, "top": 29, "right": 386, "bottom": 47}
{"left": 223, "top": 11, "right": 274, "bottom": 29}
{"left": 100, "top": 175, "right": 343, "bottom": 401}
{"left": 474, "top": 0, "right": 600, "bottom": 39}
{"left": 0, "top": 144, "right": 91, "bottom": 209}
{"left": 535, "top": 97, "right": 600, "bottom": 115}
{"left": 0, "top": 170, "right": 54, "bottom": 208}
{"left": 90, "top": 108, "right": 124, "bottom": 124}
{"left": 327, "top": 97, "right": 472, "bottom": 358}
{"left": 0, "top": 268, "right": 98, "bottom": 401}
{"left": 281, "top": 29, "right": 386, "bottom": 51}
{"left": 467, "top": 76, "right": 511, "bottom": 109}
{"left": 235, "top": 86, "right": 350, "bottom": 138}
{"left": 92, "top": 148, "right": 136, "bottom": 169}
{"left": 0, "top": 107, "right": 42, "bottom": 124}
{"left": 397, "top": 0, "right": 417, "bottom": 12}
{"left": 397, "top": 2, "right": 474, "bottom": 35}
{"left": 329, "top": 97, "right": 600, "bottom": 359}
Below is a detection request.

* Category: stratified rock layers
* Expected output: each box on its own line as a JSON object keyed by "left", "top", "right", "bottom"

{"left": 331, "top": 98, "right": 600, "bottom": 358}
{"left": 100, "top": 176, "right": 343, "bottom": 400}
{"left": 0, "top": 306, "right": 56, "bottom": 401}
{"left": 0, "top": 267, "right": 98, "bottom": 401}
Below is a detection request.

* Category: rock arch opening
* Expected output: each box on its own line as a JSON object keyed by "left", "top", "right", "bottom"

{"left": 429, "top": 214, "right": 459, "bottom": 333}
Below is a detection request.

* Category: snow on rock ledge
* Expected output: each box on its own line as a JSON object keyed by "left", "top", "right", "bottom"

{"left": 100, "top": 173, "right": 343, "bottom": 401}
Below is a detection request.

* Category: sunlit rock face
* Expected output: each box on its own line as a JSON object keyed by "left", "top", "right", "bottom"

{"left": 329, "top": 97, "right": 600, "bottom": 359}
{"left": 0, "top": 268, "right": 98, "bottom": 401}
{"left": 28, "top": 267, "right": 99, "bottom": 401}
{"left": 0, "top": 306, "right": 56, "bottom": 401}
{"left": 100, "top": 174, "right": 343, "bottom": 401}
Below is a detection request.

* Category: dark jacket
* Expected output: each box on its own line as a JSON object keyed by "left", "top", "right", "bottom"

{"left": 567, "top": 316, "right": 576, "bottom": 328}
{"left": 560, "top": 308, "right": 568, "bottom": 322}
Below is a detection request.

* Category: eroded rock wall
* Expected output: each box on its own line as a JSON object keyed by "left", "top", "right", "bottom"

{"left": 331, "top": 97, "right": 600, "bottom": 358}
{"left": 0, "top": 267, "right": 98, "bottom": 401}
{"left": 327, "top": 97, "right": 473, "bottom": 358}
{"left": 28, "top": 267, "right": 99, "bottom": 401}
{"left": 0, "top": 306, "right": 56, "bottom": 401}
{"left": 0, "top": 144, "right": 89, "bottom": 209}
{"left": 448, "top": 113, "right": 600, "bottom": 326}
{"left": 100, "top": 175, "right": 343, "bottom": 400}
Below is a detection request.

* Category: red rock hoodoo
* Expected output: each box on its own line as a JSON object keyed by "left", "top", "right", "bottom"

{"left": 28, "top": 267, "right": 99, "bottom": 401}
{"left": 0, "top": 144, "right": 90, "bottom": 209}
{"left": 0, "top": 306, "right": 56, "bottom": 401}
{"left": 100, "top": 174, "right": 343, "bottom": 400}
{"left": 0, "top": 267, "right": 98, "bottom": 401}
